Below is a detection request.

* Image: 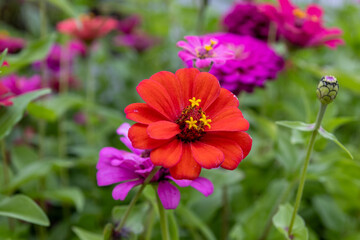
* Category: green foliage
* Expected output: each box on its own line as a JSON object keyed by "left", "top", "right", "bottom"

{"left": 0, "top": 194, "right": 50, "bottom": 226}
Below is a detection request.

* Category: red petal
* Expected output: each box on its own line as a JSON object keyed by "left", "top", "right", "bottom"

{"left": 175, "top": 68, "right": 199, "bottom": 108}
{"left": 191, "top": 142, "right": 224, "bottom": 169}
{"left": 207, "top": 132, "right": 252, "bottom": 159}
{"left": 150, "top": 139, "right": 183, "bottom": 168}
{"left": 205, "top": 88, "right": 239, "bottom": 117}
{"left": 193, "top": 72, "right": 221, "bottom": 110}
{"left": 136, "top": 79, "right": 178, "bottom": 121}
{"left": 125, "top": 103, "right": 168, "bottom": 124}
{"left": 150, "top": 71, "right": 183, "bottom": 114}
{"left": 128, "top": 123, "right": 170, "bottom": 149}
{"left": 207, "top": 108, "right": 249, "bottom": 132}
{"left": 147, "top": 121, "right": 180, "bottom": 140}
{"left": 202, "top": 134, "right": 244, "bottom": 170}
{"left": 170, "top": 143, "right": 201, "bottom": 180}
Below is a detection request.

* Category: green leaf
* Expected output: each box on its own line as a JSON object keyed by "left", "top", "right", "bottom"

{"left": 27, "top": 102, "right": 57, "bottom": 122}
{"left": 0, "top": 88, "right": 51, "bottom": 140}
{"left": 177, "top": 204, "right": 216, "bottom": 240}
{"left": 42, "top": 187, "right": 85, "bottom": 212}
{"left": 47, "top": 0, "right": 79, "bottom": 18}
{"left": 44, "top": 93, "right": 84, "bottom": 118}
{"left": 318, "top": 127, "right": 353, "bottom": 159}
{"left": 0, "top": 194, "right": 49, "bottom": 226}
{"left": 312, "top": 195, "right": 348, "bottom": 232}
{"left": 276, "top": 121, "right": 314, "bottom": 132}
{"left": 3, "top": 34, "right": 56, "bottom": 75}
{"left": 112, "top": 203, "right": 149, "bottom": 234}
{"left": 0, "top": 48, "right": 8, "bottom": 73}
{"left": 72, "top": 226, "right": 102, "bottom": 240}
{"left": 273, "top": 203, "right": 308, "bottom": 240}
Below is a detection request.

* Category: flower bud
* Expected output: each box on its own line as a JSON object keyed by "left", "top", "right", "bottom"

{"left": 316, "top": 75, "right": 339, "bottom": 105}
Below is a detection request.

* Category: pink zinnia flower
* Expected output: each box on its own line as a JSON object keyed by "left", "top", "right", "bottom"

{"left": 1, "top": 74, "right": 41, "bottom": 96}
{"left": 117, "top": 15, "right": 141, "bottom": 34}
{"left": 261, "top": 0, "right": 344, "bottom": 48}
{"left": 0, "top": 82, "right": 13, "bottom": 107}
{"left": 96, "top": 123, "right": 214, "bottom": 209}
{"left": 177, "top": 36, "right": 234, "bottom": 69}
{"left": 57, "top": 15, "right": 118, "bottom": 44}
{"left": 0, "top": 33, "right": 25, "bottom": 54}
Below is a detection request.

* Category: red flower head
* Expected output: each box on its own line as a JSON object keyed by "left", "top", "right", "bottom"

{"left": 125, "top": 68, "right": 252, "bottom": 180}
{"left": 57, "top": 14, "right": 118, "bottom": 44}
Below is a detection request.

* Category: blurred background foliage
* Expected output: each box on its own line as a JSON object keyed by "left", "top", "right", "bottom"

{"left": 0, "top": 0, "right": 359, "bottom": 239}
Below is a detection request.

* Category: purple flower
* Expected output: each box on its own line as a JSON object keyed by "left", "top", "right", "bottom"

{"left": 207, "top": 33, "right": 284, "bottom": 94}
{"left": 117, "top": 15, "right": 141, "bottom": 34}
{"left": 114, "top": 33, "right": 158, "bottom": 53}
{"left": 177, "top": 36, "right": 234, "bottom": 69}
{"left": 222, "top": 1, "right": 275, "bottom": 41}
{"left": 96, "top": 123, "right": 214, "bottom": 209}
{"left": 33, "top": 40, "right": 86, "bottom": 73}
{"left": 0, "top": 33, "right": 25, "bottom": 54}
{"left": 1, "top": 74, "right": 41, "bottom": 96}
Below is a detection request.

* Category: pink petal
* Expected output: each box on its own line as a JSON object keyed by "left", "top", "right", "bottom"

{"left": 157, "top": 181, "right": 181, "bottom": 209}
{"left": 112, "top": 179, "right": 143, "bottom": 200}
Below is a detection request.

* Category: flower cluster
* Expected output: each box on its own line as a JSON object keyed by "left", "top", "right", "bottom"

{"left": 125, "top": 68, "right": 252, "bottom": 180}
{"left": 96, "top": 123, "right": 214, "bottom": 209}
{"left": 177, "top": 34, "right": 284, "bottom": 94}
{"left": 222, "top": 1, "right": 274, "bottom": 41}
{"left": 261, "top": 0, "right": 343, "bottom": 48}
{"left": 0, "top": 74, "right": 41, "bottom": 96}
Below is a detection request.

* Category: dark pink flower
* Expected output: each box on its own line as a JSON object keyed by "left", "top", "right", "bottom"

{"left": 261, "top": 0, "right": 344, "bottom": 48}
{"left": 117, "top": 15, "right": 141, "bottom": 34}
{"left": 177, "top": 36, "right": 234, "bottom": 69}
{"left": 0, "top": 82, "right": 13, "bottom": 107}
{"left": 57, "top": 15, "right": 118, "bottom": 44}
{"left": 97, "top": 123, "right": 214, "bottom": 209}
{"left": 114, "top": 32, "right": 158, "bottom": 52}
{"left": 0, "top": 33, "right": 25, "bottom": 54}
{"left": 1, "top": 74, "right": 41, "bottom": 96}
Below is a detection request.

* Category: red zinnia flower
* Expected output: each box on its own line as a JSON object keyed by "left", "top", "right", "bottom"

{"left": 125, "top": 68, "right": 252, "bottom": 180}
{"left": 57, "top": 15, "right": 118, "bottom": 44}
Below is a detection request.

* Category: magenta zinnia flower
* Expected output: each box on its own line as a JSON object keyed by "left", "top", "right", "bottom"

{"left": 1, "top": 74, "right": 41, "bottom": 96}
{"left": 0, "top": 33, "right": 25, "bottom": 54}
{"left": 96, "top": 123, "right": 214, "bottom": 209}
{"left": 261, "top": 0, "right": 344, "bottom": 48}
{"left": 222, "top": 1, "right": 274, "bottom": 41}
{"left": 177, "top": 36, "right": 234, "bottom": 69}
{"left": 208, "top": 33, "right": 284, "bottom": 94}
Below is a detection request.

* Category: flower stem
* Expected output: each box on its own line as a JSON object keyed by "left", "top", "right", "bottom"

{"left": 115, "top": 166, "right": 161, "bottom": 232}
{"left": 221, "top": 185, "right": 229, "bottom": 240}
{"left": 196, "top": 0, "right": 208, "bottom": 34}
{"left": 288, "top": 103, "right": 327, "bottom": 237}
{"left": 155, "top": 186, "right": 170, "bottom": 240}
{"left": 1, "top": 139, "right": 9, "bottom": 185}
{"left": 85, "top": 46, "right": 95, "bottom": 144}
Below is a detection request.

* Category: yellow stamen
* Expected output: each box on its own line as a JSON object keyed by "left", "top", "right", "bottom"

{"left": 293, "top": 9, "right": 307, "bottom": 19}
{"left": 210, "top": 39, "right": 218, "bottom": 46}
{"left": 200, "top": 114, "right": 212, "bottom": 129}
{"left": 189, "top": 97, "right": 201, "bottom": 108}
{"left": 185, "top": 117, "right": 198, "bottom": 129}
{"left": 204, "top": 44, "right": 213, "bottom": 51}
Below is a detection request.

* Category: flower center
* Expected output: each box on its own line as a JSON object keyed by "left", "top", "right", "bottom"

{"left": 175, "top": 98, "right": 212, "bottom": 143}
{"left": 196, "top": 39, "right": 218, "bottom": 59}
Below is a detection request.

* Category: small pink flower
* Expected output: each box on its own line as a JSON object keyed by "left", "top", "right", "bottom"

{"left": 1, "top": 74, "right": 41, "bottom": 96}
{"left": 261, "top": 0, "right": 344, "bottom": 48}
{"left": 117, "top": 15, "right": 141, "bottom": 34}
{"left": 177, "top": 36, "right": 234, "bottom": 69}
{"left": 0, "top": 33, "right": 25, "bottom": 54}
{"left": 0, "top": 82, "right": 13, "bottom": 107}
{"left": 57, "top": 15, "right": 118, "bottom": 44}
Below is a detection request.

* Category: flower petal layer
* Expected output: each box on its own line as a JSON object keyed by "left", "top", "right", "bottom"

{"left": 157, "top": 181, "right": 181, "bottom": 209}
{"left": 193, "top": 72, "right": 221, "bottom": 110}
{"left": 150, "top": 139, "right": 183, "bottom": 168}
{"left": 147, "top": 121, "right": 180, "bottom": 140}
{"left": 208, "top": 108, "right": 249, "bottom": 132}
{"left": 175, "top": 68, "right": 199, "bottom": 107}
{"left": 112, "top": 180, "right": 143, "bottom": 200}
{"left": 190, "top": 177, "right": 214, "bottom": 196}
{"left": 125, "top": 103, "right": 167, "bottom": 124}
{"left": 170, "top": 144, "right": 201, "bottom": 180}
{"left": 128, "top": 123, "right": 169, "bottom": 149}
{"left": 206, "top": 88, "right": 239, "bottom": 117}
{"left": 191, "top": 141, "right": 224, "bottom": 169}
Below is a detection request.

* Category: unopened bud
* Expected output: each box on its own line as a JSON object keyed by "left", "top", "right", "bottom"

{"left": 316, "top": 76, "right": 339, "bottom": 105}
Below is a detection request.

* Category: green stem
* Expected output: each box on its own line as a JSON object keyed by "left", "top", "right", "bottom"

{"left": 144, "top": 205, "right": 156, "bottom": 240}
{"left": 155, "top": 186, "right": 170, "bottom": 240}
{"left": 1, "top": 140, "right": 9, "bottom": 185}
{"left": 85, "top": 46, "right": 95, "bottom": 144}
{"left": 115, "top": 166, "right": 161, "bottom": 232}
{"left": 196, "top": 0, "right": 208, "bottom": 34}
{"left": 288, "top": 103, "right": 327, "bottom": 237}
{"left": 221, "top": 185, "right": 229, "bottom": 240}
